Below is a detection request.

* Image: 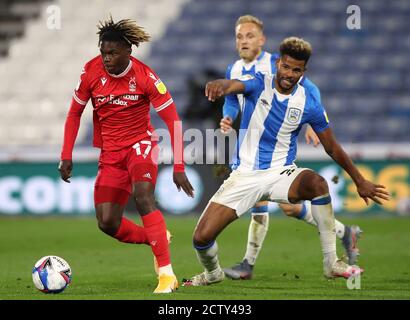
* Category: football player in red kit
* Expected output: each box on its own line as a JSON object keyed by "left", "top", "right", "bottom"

{"left": 58, "top": 17, "right": 194, "bottom": 293}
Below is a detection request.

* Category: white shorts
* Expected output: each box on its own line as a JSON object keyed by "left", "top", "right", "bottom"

{"left": 210, "top": 165, "right": 311, "bottom": 217}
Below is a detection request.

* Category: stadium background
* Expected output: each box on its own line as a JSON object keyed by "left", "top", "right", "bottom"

{"left": 0, "top": 0, "right": 409, "bottom": 300}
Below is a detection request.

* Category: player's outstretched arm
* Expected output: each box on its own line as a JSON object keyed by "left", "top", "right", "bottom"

{"left": 205, "top": 79, "right": 245, "bottom": 102}
{"left": 317, "top": 127, "right": 390, "bottom": 205}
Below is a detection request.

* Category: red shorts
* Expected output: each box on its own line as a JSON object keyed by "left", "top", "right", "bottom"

{"left": 94, "top": 139, "right": 159, "bottom": 205}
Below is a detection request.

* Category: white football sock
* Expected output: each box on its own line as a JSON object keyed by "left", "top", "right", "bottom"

{"left": 335, "top": 220, "right": 346, "bottom": 239}
{"left": 311, "top": 194, "right": 337, "bottom": 267}
{"left": 300, "top": 201, "right": 346, "bottom": 239}
{"left": 244, "top": 211, "right": 269, "bottom": 265}
{"left": 195, "top": 241, "right": 221, "bottom": 274}
{"left": 298, "top": 201, "right": 317, "bottom": 226}
{"left": 158, "top": 264, "right": 174, "bottom": 276}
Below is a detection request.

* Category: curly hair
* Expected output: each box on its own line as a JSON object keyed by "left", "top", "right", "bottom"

{"left": 97, "top": 15, "right": 150, "bottom": 47}
{"left": 279, "top": 37, "right": 312, "bottom": 64}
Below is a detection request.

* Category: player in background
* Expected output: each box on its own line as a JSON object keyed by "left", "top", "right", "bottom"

{"left": 58, "top": 17, "right": 194, "bottom": 293}
{"left": 183, "top": 37, "right": 389, "bottom": 287}
{"left": 222, "top": 15, "right": 362, "bottom": 280}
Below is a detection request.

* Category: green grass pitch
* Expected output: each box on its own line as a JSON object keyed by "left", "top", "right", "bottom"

{"left": 1, "top": 215, "right": 409, "bottom": 300}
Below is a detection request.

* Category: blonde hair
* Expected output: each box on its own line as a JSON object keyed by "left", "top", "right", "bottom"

{"left": 235, "top": 15, "right": 264, "bottom": 32}
{"left": 279, "top": 37, "right": 312, "bottom": 63}
{"left": 97, "top": 15, "right": 150, "bottom": 47}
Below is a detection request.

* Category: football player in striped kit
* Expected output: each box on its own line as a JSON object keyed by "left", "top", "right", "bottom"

{"left": 222, "top": 15, "right": 363, "bottom": 281}
{"left": 183, "top": 36, "right": 389, "bottom": 286}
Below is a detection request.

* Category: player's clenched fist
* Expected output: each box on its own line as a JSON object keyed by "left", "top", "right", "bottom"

{"left": 205, "top": 80, "right": 228, "bottom": 102}
{"left": 58, "top": 160, "right": 73, "bottom": 183}
{"left": 205, "top": 79, "right": 245, "bottom": 102}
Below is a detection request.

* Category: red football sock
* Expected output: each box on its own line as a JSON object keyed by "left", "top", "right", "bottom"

{"left": 141, "top": 210, "right": 171, "bottom": 267}
{"left": 114, "top": 217, "right": 149, "bottom": 245}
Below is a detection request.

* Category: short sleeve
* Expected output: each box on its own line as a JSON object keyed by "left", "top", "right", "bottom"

{"left": 223, "top": 94, "right": 240, "bottom": 119}
{"left": 144, "top": 68, "right": 174, "bottom": 112}
{"left": 301, "top": 77, "right": 322, "bottom": 104}
{"left": 307, "top": 98, "right": 330, "bottom": 133}
{"left": 73, "top": 65, "right": 91, "bottom": 105}
{"left": 223, "top": 63, "right": 240, "bottom": 119}
{"left": 241, "top": 72, "right": 265, "bottom": 95}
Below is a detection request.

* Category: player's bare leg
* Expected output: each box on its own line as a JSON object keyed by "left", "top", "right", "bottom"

{"left": 132, "top": 181, "right": 178, "bottom": 293}
{"left": 223, "top": 201, "right": 269, "bottom": 280}
{"left": 279, "top": 202, "right": 362, "bottom": 265}
{"left": 183, "top": 202, "right": 237, "bottom": 286}
{"left": 95, "top": 186, "right": 149, "bottom": 244}
{"left": 288, "top": 170, "right": 363, "bottom": 279}
{"left": 96, "top": 202, "right": 126, "bottom": 237}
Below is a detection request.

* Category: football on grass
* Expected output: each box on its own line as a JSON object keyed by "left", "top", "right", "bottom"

{"left": 32, "top": 255, "right": 72, "bottom": 294}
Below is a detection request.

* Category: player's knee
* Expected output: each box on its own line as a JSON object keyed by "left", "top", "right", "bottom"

{"left": 193, "top": 228, "right": 215, "bottom": 247}
{"left": 133, "top": 192, "right": 156, "bottom": 215}
{"left": 310, "top": 174, "right": 329, "bottom": 197}
{"left": 97, "top": 214, "right": 120, "bottom": 236}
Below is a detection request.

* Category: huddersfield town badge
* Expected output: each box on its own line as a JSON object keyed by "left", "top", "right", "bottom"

{"left": 287, "top": 108, "right": 301, "bottom": 124}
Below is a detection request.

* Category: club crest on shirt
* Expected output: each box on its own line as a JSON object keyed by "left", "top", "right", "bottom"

{"left": 239, "top": 74, "right": 254, "bottom": 81}
{"left": 129, "top": 77, "right": 136, "bottom": 92}
{"left": 287, "top": 107, "right": 302, "bottom": 124}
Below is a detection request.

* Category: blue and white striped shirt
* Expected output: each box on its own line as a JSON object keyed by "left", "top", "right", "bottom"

{"left": 232, "top": 72, "right": 329, "bottom": 171}
{"left": 223, "top": 51, "right": 326, "bottom": 171}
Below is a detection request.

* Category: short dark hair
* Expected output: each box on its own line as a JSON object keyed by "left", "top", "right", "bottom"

{"left": 279, "top": 37, "right": 312, "bottom": 64}
{"left": 97, "top": 15, "right": 150, "bottom": 47}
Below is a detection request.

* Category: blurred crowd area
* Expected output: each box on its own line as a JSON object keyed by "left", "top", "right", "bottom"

{"left": 0, "top": 0, "right": 409, "bottom": 148}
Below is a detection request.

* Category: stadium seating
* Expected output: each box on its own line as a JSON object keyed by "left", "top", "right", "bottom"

{"left": 146, "top": 0, "right": 410, "bottom": 143}
{"left": 0, "top": 0, "right": 188, "bottom": 146}
{"left": 0, "top": 0, "right": 408, "bottom": 146}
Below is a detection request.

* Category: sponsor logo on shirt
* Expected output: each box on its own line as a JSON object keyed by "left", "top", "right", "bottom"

{"left": 96, "top": 95, "right": 107, "bottom": 104}
{"left": 109, "top": 97, "right": 128, "bottom": 106}
{"left": 94, "top": 94, "right": 139, "bottom": 106}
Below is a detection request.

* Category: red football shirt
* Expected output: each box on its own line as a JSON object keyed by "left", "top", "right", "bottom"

{"left": 61, "top": 55, "right": 184, "bottom": 172}
{"left": 73, "top": 55, "right": 173, "bottom": 150}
